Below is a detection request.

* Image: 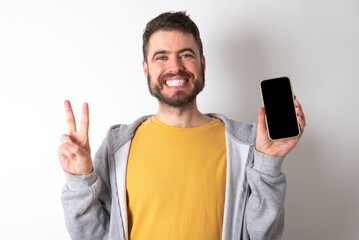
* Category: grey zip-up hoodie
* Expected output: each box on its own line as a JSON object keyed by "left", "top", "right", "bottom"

{"left": 62, "top": 114, "right": 286, "bottom": 240}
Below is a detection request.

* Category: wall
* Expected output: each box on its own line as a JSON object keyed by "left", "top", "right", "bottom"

{"left": 0, "top": 0, "right": 358, "bottom": 239}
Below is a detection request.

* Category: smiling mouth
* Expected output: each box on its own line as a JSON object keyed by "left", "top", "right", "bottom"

{"left": 165, "top": 79, "right": 188, "bottom": 87}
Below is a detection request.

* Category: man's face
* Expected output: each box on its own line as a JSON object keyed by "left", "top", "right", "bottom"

{"left": 143, "top": 30, "right": 206, "bottom": 109}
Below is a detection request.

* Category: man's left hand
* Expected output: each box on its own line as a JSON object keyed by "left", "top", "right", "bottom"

{"left": 255, "top": 98, "right": 306, "bottom": 157}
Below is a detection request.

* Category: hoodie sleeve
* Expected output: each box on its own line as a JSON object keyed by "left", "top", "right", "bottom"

{"left": 61, "top": 138, "right": 112, "bottom": 240}
{"left": 242, "top": 150, "right": 286, "bottom": 240}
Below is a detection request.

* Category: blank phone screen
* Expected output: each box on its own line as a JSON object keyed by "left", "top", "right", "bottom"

{"left": 260, "top": 77, "right": 300, "bottom": 140}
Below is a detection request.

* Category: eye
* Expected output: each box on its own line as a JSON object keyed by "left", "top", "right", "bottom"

{"left": 180, "top": 53, "right": 194, "bottom": 59}
{"left": 155, "top": 55, "right": 167, "bottom": 61}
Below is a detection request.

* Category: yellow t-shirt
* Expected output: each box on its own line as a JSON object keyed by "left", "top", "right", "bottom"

{"left": 126, "top": 117, "right": 226, "bottom": 240}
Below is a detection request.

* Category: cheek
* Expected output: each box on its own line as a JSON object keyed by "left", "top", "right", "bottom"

{"left": 188, "top": 63, "right": 202, "bottom": 77}
{"left": 187, "top": 60, "right": 202, "bottom": 71}
{"left": 148, "top": 64, "right": 165, "bottom": 78}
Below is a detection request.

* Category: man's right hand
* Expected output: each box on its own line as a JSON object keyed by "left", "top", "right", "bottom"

{"left": 58, "top": 100, "right": 93, "bottom": 175}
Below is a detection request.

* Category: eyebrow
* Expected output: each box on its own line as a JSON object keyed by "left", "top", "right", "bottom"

{"left": 151, "top": 48, "right": 197, "bottom": 61}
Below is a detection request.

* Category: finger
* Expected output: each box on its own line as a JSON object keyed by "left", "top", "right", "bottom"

{"left": 79, "top": 102, "right": 89, "bottom": 135}
{"left": 297, "top": 118, "right": 305, "bottom": 135}
{"left": 257, "top": 107, "right": 267, "bottom": 132}
{"left": 294, "top": 99, "right": 306, "bottom": 125}
{"left": 61, "top": 134, "right": 73, "bottom": 144}
{"left": 296, "top": 109, "right": 306, "bottom": 124}
{"left": 64, "top": 142, "right": 92, "bottom": 171}
{"left": 294, "top": 99, "right": 303, "bottom": 110}
{"left": 58, "top": 143, "right": 76, "bottom": 161}
{"left": 69, "top": 143, "right": 86, "bottom": 160}
{"left": 294, "top": 100, "right": 306, "bottom": 132}
{"left": 59, "top": 142, "right": 81, "bottom": 160}
{"left": 297, "top": 113, "right": 306, "bottom": 129}
{"left": 64, "top": 100, "right": 77, "bottom": 134}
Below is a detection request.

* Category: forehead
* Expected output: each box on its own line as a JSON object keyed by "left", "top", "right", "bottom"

{"left": 147, "top": 30, "right": 198, "bottom": 54}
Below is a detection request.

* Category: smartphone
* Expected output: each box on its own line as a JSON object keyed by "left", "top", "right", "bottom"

{"left": 260, "top": 77, "right": 300, "bottom": 140}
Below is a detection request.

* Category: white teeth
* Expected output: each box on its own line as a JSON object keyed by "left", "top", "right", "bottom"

{"left": 166, "top": 79, "right": 187, "bottom": 87}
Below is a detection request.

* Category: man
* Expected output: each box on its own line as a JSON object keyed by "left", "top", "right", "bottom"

{"left": 58, "top": 11, "right": 306, "bottom": 240}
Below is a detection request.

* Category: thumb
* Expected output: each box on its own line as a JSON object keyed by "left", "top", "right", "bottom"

{"left": 68, "top": 143, "right": 93, "bottom": 175}
{"left": 68, "top": 143, "right": 91, "bottom": 162}
{"left": 257, "top": 107, "right": 267, "bottom": 133}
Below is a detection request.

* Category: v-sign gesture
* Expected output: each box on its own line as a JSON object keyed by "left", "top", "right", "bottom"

{"left": 58, "top": 100, "right": 93, "bottom": 175}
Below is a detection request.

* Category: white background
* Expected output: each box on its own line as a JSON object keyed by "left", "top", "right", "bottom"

{"left": 1, "top": 0, "right": 358, "bottom": 239}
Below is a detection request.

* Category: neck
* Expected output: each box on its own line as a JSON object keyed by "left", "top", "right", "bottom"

{"left": 155, "top": 101, "right": 211, "bottom": 128}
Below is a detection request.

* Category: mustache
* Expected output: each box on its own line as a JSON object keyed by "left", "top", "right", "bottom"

{"left": 159, "top": 70, "right": 194, "bottom": 83}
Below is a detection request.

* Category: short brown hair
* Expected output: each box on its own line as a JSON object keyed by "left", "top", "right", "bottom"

{"left": 142, "top": 11, "right": 204, "bottom": 62}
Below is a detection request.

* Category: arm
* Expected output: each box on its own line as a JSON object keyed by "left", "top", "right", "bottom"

{"left": 58, "top": 100, "right": 111, "bottom": 239}
{"left": 243, "top": 151, "right": 286, "bottom": 240}
{"left": 243, "top": 98, "right": 306, "bottom": 239}
{"left": 61, "top": 169, "right": 110, "bottom": 239}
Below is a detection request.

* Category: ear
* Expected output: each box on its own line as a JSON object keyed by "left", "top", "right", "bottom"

{"left": 201, "top": 55, "right": 206, "bottom": 72}
{"left": 142, "top": 60, "right": 149, "bottom": 77}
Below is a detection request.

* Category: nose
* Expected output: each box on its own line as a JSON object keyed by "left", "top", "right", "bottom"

{"left": 167, "top": 56, "right": 184, "bottom": 73}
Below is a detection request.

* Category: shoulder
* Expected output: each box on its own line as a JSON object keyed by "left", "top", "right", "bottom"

{"left": 207, "top": 113, "right": 257, "bottom": 146}
{"left": 104, "top": 115, "right": 152, "bottom": 153}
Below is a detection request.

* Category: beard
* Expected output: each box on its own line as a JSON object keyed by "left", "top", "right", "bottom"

{"left": 147, "top": 68, "right": 205, "bottom": 109}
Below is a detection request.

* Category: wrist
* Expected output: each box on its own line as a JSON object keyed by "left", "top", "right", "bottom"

{"left": 253, "top": 150, "right": 285, "bottom": 176}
